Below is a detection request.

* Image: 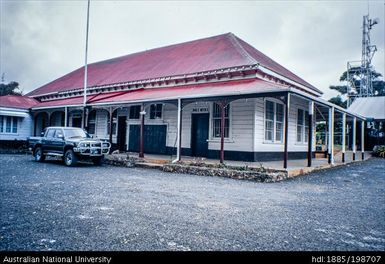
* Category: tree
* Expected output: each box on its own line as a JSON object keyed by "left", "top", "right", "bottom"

{"left": 328, "top": 68, "right": 385, "bottom": 108}
{"left": 328, "top": 95, "right": 347, "bottom": 108}
{"left": 0, "top": 81, "right": 22, "bottom": 96}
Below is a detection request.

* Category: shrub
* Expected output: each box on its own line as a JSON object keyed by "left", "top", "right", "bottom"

{"left": 0, "top": 140, "right": 29, "bottom": 154}
{"left": 373, "top": 145, "right": 385, "bottom": 158}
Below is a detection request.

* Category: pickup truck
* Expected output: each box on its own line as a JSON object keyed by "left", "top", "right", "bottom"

{"left": 28, "top": 127, "right": 111, "bottom": 166}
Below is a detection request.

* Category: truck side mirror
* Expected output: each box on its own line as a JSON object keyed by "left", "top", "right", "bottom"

{"left": 41, "top": 132, "right": 45, "bottom": 137}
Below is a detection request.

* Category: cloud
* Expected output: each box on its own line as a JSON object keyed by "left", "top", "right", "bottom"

{"left": 1, "top": 0, "right": 384, "bottom": 100}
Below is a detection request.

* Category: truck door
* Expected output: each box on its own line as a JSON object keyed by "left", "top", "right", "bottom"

{"left": 51, "top": 129, "right": 65, "bottom": 154}
{"left": 42, "top": 128, "right": 55, "bottom": 153}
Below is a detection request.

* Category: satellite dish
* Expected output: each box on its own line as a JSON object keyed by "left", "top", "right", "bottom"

{"left": 371, "top": 18, "right": 380, "bottom": 26}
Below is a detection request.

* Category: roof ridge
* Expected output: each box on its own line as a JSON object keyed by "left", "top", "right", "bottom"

{"left": 27, "top": 32, "right": 323, "bottom": 97}
{"left": 90, "top": 32, "right": 233, "bottom": 67}
{"left": 227, "top": 33, "right": 257, "bottom": 65}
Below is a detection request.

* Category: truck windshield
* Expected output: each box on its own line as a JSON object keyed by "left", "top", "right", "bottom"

{"left": 63, "top": 128, "right": 89, "bottom": 138}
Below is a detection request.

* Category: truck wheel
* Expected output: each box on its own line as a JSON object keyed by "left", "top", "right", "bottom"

{"left": 64, "top": 149, "right": 78, "bottom": 166}
{"left": 34, "top": 147, "right": 45, "bottom": 162}
{"left": 92, "top": 156, "right": 104, "bottom": 166}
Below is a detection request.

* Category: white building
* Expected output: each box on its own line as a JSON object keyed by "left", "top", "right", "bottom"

{"left": 348, "top": 96, "right": 385, "bottom": 150}
{"left": 0, "top": 95, "right": 37, "bottom": 142}
{"left": 1, "top": 33, "right": 366, "bottom": 166}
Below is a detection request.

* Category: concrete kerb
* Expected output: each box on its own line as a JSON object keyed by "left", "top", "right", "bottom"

{"left": 286, "top": 155, "right": 373, "bottom": 177}
{"left": 104, "top": 153, "right": 288, "bottom": 182}
{"left": 103, "top": 152, "right": 372, "bottom": 182}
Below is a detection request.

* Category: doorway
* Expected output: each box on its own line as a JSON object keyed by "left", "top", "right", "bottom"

{"left": 72, "top": 117, "right": 82, "bottom": 128}
{"left": 128, "top": 125, "right": 167, "bottom": 154}
{"left": 191, "top": 113, "right": 209, "bottom": 157}
{"left": 117, "top": 116, "right": 127, "bottom": 151}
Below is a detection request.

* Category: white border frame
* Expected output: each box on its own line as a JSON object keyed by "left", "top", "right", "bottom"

{"left": 0, "top": 115, "right": 19, "bottom": 135}
{"left": 263, "top": 98, "right": 284, "bottom": 144}
{"left": 210, "top": 101, "right": 232, "bottom": 141}
{"left": 295, "top": 106, "right": 309, "bottom": 145}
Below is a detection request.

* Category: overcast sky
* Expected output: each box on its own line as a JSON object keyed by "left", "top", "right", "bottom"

{"left": 1, "top": 0, "right": 384, "bottom": 100}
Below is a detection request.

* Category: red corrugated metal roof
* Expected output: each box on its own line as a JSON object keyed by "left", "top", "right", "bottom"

{"left": 0, "top": 95, "right": 39, "bottom": 109}
{"left": 33, "top": 79, "right": 286, "bottom": 109}
{"left": 27, "top": 33, "right": 320, "bottom": 97}
{"left": 31, "top": 96, "right": 84, "bottom": 108}
{"left": 233, "top": 35, "right": 319, "bottom": 92}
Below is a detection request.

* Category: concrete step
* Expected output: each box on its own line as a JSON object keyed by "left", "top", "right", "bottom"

{"left": 135, "top": 162, "right": 164, "bottom": 169}
{"left": 142, "top": 158, "right": 169, "bottom": 165}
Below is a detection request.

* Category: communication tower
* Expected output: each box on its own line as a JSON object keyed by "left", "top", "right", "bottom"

{"left": 346, "top": 14, "right": 379, "bottom": 106}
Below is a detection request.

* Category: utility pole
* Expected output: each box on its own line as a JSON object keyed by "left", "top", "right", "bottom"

{"left": 83, "top": 0, "right": 91, "bottom": 129}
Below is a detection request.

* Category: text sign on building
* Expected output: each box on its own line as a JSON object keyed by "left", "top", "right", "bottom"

{"left": 192, "top": 107, "right": 209, "bottom": 113}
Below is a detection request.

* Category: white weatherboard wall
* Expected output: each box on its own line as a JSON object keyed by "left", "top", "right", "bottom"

{"left": 0, "top": 107, "right": 33, "bottom": 141}
{"left": 117, "top": 103, "right": 180, "bottom": 150}
{"left": 124, "top": 103, "right": 176, "bottom": 150}
{"left": 174, "top": 97, "right": 314, "bottom": 153}
{"left": 94, "top": 108, "right": 130, "bottom": 143}
{"left": 162, "top": 100, "right": 254, "bottom": 152}
{"left": 90, "top": 96, "right": 316, "bottom": 156}
{"left": 116, "top": 100, "right": 255, "bottom": 152}
{"left": 94, "top": 109, "right": 109, "bottom": 139}
{"left": 254, "top": 96, "right": 316, "bottom": 153}
{"left": 207, "top": 99, "right": 254, "bottom": 152}
{"left": 180, "top": 101, "right": 208, "bottom": 149}
{"left": 163, "top": 103, "right": 178, "bottom": 149}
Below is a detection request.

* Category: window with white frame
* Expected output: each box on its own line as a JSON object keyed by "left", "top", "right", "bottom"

{"left": 129, "top": 105, "right": 141, "bottom": 119}
{"left": 88, "top": 111, "right": 96, "bottom": 135}
{"left": 297, "top": 108, "right": 309, "bottom": 143}
{"left": 212, "top": 103, "right": 230, "bottom": 138}
{"left": 0, "top": 116, "right": 18, "bottom": 134}
{"left": 264, "top": 100, "right": 284, "bottom": 142}
{"left": 107, "top": 111, "right": 117, "bottom": 135}
{"left": 150, "top": 104, "right": 162, "bottom": 119}
{"left": 304, "top": 112, "right": 309, "bottom": 142}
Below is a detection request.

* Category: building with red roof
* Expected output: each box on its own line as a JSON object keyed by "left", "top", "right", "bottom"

{"left": 0, "top": 95, "right": 38, "bottom": 141}
{"left": 1, "top": 33, "right": 366, "bottom": 166}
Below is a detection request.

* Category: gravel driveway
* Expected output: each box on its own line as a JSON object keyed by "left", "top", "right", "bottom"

{"left": 0, "top": 154, "right": 384, "bottom": 251}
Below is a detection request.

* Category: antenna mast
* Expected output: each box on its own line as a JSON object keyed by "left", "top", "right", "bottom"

{"left": 347, "top": 12, "right": 378, "bottom": 106}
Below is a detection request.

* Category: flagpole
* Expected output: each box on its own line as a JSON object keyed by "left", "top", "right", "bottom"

{"left": 83, "top": 0, "right": 90, "bottom": 129}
